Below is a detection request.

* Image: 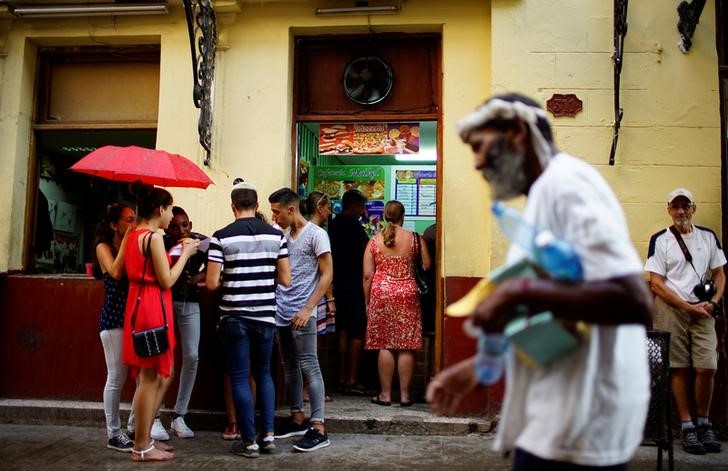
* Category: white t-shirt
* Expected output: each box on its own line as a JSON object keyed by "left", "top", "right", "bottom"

{"left": 644, "top": 226, "right": 726, "bottom": 303}
{"left": 276, "top": 222, "right": 331, "bottom": 326}
{"left": 495, "top": 153, "right": 650, "bottom": 466}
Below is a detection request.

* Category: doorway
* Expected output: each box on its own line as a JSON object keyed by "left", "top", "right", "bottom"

{"left": 293, "top": 34, "right": 442, "bottom": 399}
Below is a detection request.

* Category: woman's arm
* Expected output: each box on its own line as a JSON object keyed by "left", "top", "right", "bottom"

{"left": 148, "top": 232, "right": 198, "bottom": 289}
{"left": 363, "top": 239, "right": 375, "bottom": 306}
{"left": 96, "top": 226, "right": 133, "bottom": 280}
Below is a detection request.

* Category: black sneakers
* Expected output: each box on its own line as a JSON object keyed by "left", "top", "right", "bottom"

{"left": 259, "top": 435, "right": 276, "bottom": 453}
{"left": 682, "top": 427, "right": 706, "bottom": 455}
{"left": 107, "top": 433, "right": 134, "bottom": 452}
{"left": 292, "top": 427, "right": 331, "bottom": 452}
{"left": 231, "top": 440, "right": 259, "bottom": 458}
{"left": 698, "top": 424, "right": 722, "bottom": 453}
{"left": 274, "top": 420, "right": 308, "bottom": 439}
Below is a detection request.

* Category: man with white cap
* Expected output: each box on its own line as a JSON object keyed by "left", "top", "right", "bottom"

{"left": 206, "top": 180, "right": 291, "bottom": 458}
{"left": 645, "top": 187, "right": 725, "bottom": 454}
{"left": 426, "top": 93, "right": 653, "bottom": 470}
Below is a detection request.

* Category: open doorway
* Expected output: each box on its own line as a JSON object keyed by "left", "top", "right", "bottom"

{"left": 293, "top": 34, "right": 442, "bottom": 400}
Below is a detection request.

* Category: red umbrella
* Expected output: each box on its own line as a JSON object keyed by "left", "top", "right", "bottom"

{"left": 70, "top": 145, "right": 213, "bottom": 189}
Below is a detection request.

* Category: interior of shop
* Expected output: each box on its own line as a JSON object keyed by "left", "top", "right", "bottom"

{"left": 33, "top": 129, "right": 156, "bottom": 274}
{"left": 298, "top": 121, "right": 437, "bottom": 233}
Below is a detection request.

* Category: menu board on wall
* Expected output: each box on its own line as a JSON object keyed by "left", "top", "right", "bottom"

{"left": 312, "top": 166, "right": 386, "bottom": 201}
{"left": 394, "top": 168, "right": 436, "bottom": 217}
{"left": 318, "top": 123, "right": 420, "bottom": 155}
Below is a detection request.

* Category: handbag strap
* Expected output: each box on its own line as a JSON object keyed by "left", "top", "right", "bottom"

{"left": 668, "top": 225, "right": 703, "bottom": 282}
{"left": 130, "top": 231, "right": 168, "bottom": 333}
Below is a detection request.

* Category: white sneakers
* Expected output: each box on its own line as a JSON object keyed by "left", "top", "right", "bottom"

{"left": 170, "top": 416, "right": 195, "bottom": 439}
{"left": 151, "top": 418, "right": 170, "bottom": 441}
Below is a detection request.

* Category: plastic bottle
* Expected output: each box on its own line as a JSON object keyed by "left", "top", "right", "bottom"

{"left": 491, "top": 201, "right": 583, "bottom": 282}
{"left": 474, "top": 332, "right": 509, "bottom": 385}
{"left": 534, "top": 231, "right": 583, "bottom": 282}
{"left": 474, "top": 203, "right": 585, "bottom": 384}
{"left": 491, "top": 201, "right": 537, "bottom": 255}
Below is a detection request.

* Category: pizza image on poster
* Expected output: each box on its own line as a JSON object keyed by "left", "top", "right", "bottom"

{"left": 319, "top": 123, "right": 420, "bottom": 155}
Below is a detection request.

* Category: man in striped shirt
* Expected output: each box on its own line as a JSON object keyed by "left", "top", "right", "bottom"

{"left": 206, "top": 181, "right": 291, "bottom": 459}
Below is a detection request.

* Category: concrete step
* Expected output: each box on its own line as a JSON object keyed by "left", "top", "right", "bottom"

{"left": 0, "top": 395, "right": 493, "bottom": 436}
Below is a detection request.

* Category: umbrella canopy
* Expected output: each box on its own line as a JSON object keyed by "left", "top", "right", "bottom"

{"left": 70, "top": 145, "right": 213, "bottom": 189}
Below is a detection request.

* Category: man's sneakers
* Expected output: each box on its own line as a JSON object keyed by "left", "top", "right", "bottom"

{"left": 151, "top": 418, "right": 170, "bottom": 441}
{"left": 682, "top": 427, "right": 706, "bottom": 455}
{"left": 292, "top": 427, "right": 330, "bottom": 452}
{"left": 259, "top": 435, "right": 276, "bottom": 453}
{"left": 231, "top": 441, "right": 259, "bottom": 459}
{"left": 698, "top": 424, "right": 722, "bottom": 453}
{"left": 170, "top": 416, "right": 195, "bottom": 438}
{"left": 107, "top": 433, "right": 134, "bottom": 452}
{"left": 274, "top": 420, "right": 308, "bottom": 439}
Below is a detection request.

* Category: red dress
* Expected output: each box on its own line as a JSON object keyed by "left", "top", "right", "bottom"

{"left": 122, "top": 229, "right": 175, "bottom": 378}
{"left": 365, "top": 235, "right": 423, "bottom": 350}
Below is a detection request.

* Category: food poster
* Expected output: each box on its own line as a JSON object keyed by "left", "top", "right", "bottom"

{"left": 364, "top": 200, "right": 385, "bottom": 237}
{"left": 312, "top": 166, "right": 386, "bottom": 202}
{"left": 394, "top": 167, "right": 436, "bottom": 217}
{"left": 318, "top": 123, "right": 420, "bottom": 155}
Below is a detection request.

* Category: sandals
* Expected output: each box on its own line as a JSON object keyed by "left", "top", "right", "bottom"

{"left": 131, "top": 445, "right": 175, "bottom": 462}
{"left": 150, "top": 439, "right": 175, "bottom": 453}
{"left": 400, "top": 400, "right": 414, "bottom": 407}
{"left": 371, "top": 394, "right": 391, "bottom": 406}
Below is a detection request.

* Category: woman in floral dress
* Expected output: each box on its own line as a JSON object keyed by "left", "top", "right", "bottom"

{"left": 363, "top": 200, "right": 431, "bottom": 406}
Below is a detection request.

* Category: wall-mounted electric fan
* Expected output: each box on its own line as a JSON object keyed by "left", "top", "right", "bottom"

{"left": 343, "top": 56, "right": 394, "bottom": 105}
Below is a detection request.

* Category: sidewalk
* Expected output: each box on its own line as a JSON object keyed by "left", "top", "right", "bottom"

{"left": 1, "top": 423, "right": 726, "bottom": 470}
{"left": 0, "top": 394, "right": 491, "bottom": 436}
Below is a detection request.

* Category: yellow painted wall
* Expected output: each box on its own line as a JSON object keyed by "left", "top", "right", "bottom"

{"left": 1, "top": 0, "right": 719, "bottom": 278}
{"left": 0, "top": 0, "right": 493, "bottom": 277}
{"left": 490, "top": 0, "right": 721, "bottom": 266}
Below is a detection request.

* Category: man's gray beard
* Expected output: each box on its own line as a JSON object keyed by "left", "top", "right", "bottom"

{"left": 481, "top": 146, "right": 529, "bottom": 201}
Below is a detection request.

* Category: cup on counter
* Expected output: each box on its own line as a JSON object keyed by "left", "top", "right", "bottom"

{"left": 85, "top": 262, "right": 94, "bottom": 277}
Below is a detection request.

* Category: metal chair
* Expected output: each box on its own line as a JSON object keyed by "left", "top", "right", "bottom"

{"left": 643, "top": 330, "right": 674, "bottom": 471}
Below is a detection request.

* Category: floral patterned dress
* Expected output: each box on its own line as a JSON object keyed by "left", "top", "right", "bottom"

{"left": 365, "top": 234, "right": 423, "bottom": 350}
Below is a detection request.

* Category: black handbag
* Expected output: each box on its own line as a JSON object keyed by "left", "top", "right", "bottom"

{"left": 412, "top": 232, "right": 430, "bottom": 296}
{"left": 131, "top": 232, "right": 169, "bottom": 358}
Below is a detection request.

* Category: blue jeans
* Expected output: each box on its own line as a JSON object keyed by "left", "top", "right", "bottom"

{"left": 277, "top": 315, "right": 326, "bottom": 423}
{"left": 220, "top": 316, "right": 276, "bottom": 442}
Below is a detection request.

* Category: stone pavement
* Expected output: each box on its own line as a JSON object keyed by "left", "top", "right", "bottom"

{"left": 1, "top": 424, "right": 727, "bottom": 470}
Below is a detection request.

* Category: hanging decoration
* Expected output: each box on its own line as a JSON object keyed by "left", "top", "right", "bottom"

{"left": 184, "top": 0, "right": 217, "bottom": 166}
{"left": 677, "top": 0, "right": 706, "bottom": 53}
{"left": 610, "top": 0, "right": 628, "bottom": 166}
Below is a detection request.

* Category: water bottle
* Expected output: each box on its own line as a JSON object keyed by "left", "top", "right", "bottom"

{"left": 491, "top": 202, "right": 583, "bottom": 282}
{"left": 491, "top": 201, "right": 537, "bottom": 255}
{"left": 474, "top": 333, "right": 509, "bottom": 385}
{"left": 534, "top": 231, "right": 583, "bottom": 282}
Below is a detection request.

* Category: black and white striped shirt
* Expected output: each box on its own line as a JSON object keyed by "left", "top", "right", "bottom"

{"left": 208, "top": 217, "right": 288, "bottom": 325}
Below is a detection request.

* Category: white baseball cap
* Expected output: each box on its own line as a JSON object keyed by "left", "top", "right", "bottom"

{"left": 667, "top": 188, "right": 694, "bottom": 204}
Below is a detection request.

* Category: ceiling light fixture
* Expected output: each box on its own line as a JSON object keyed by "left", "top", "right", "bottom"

{"left": 315, "top": 5, "right": 400, "bottom": 16}
{"left": 11, "top": 3, "right": 168, "bottom": 18}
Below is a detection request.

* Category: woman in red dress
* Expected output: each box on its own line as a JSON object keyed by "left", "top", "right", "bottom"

{"left": 363, "top": 201, "right": 431, "bottom": 407}
{"left": 124, "top": 183, "right": 198, "bottom": 462}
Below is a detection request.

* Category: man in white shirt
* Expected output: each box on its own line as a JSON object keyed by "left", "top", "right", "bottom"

{"left": 427, "top": 93, "right": 653, "bottom": 470}
{"left": 645, "top": 188, "right": 725, "bottom": 454}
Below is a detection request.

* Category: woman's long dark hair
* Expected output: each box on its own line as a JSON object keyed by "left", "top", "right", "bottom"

{"left": 92, "top": 203, "right": 132, "bottom": 278}
{"left": 130, "top": 181, "right": 173, "bottom": 219}
{"left": 382, "top": 200, "right": 405, "bottom": 248}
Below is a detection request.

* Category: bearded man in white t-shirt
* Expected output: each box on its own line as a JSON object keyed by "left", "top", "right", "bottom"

{"left": 426, "top": 93, "right": 653, "bottom": 470}
{"left": 645, "top": 188, "right": 725, "bottom": 455}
